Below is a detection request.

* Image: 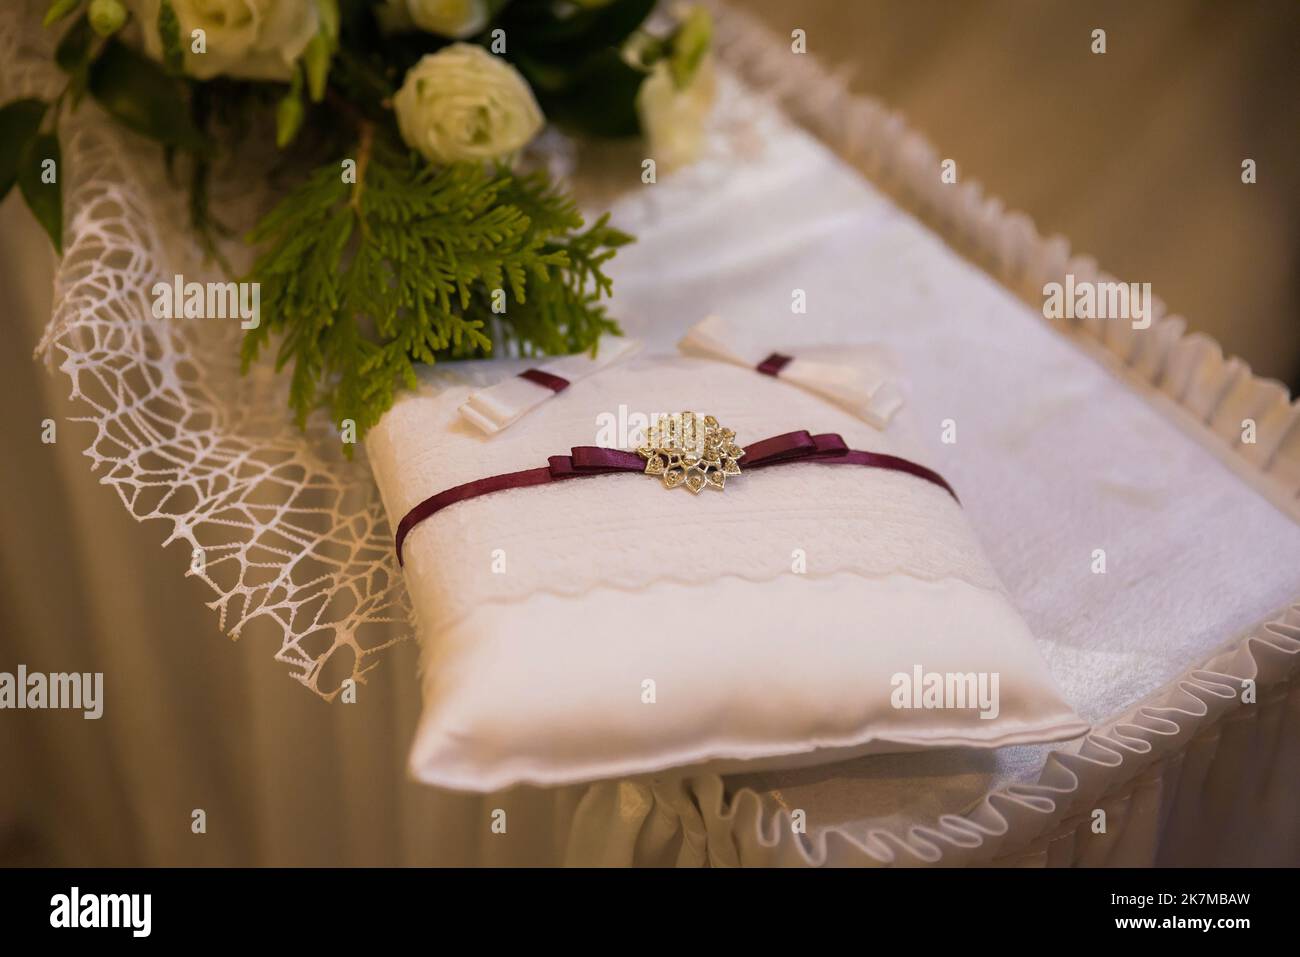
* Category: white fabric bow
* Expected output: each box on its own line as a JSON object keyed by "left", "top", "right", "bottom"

{"left": 677, "top": 315, "right": 904, "bottom": 428}
{"left": 459, "top": 335, "right": 642, "bottom": 434}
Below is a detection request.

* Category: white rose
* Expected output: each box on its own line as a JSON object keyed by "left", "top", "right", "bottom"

{"left": 636, "top": 52, "right": 716, "bottom": 170}
{"left": 378, "top": 0, "right": 488, "bottom": 39}
{"left": 126, "top": 0, "right": 319, "bottom": 81}
{"left": 394, "top": 44, "right": 544, "bottom": 164}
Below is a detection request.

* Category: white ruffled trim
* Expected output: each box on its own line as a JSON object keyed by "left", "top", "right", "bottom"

{"left": 704, "top": 1, "right": 1300, "bottom": 525}
{"left": 683, "top": 601, "right": 1300, "bottom": 865}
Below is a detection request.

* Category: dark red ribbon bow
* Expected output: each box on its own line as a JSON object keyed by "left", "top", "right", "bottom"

{"left": 395, "top": 430, "right": 958, "bottom": 565}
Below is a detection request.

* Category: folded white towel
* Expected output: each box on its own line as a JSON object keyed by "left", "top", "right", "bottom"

{"left": 368, "top": 352, "right": 1086, "bottom": 792}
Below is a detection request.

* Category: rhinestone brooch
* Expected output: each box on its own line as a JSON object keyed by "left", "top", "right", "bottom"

{"left": 635, "top": 412, "right": 744, "bottom": 493}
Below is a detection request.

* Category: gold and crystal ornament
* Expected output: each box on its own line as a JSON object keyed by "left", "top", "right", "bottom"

{"left": 636, "top": 412, "right": 744, "bottom": 493}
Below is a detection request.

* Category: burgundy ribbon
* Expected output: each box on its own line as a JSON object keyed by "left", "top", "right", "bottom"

{"left": 517, "top": 368, "right": 570, "bottom": 392}
{"left": 395, "top": 430, "right": 959, "bottom": 566}
{"left": 756, "top": 353, "right": 793, "bottom": 376}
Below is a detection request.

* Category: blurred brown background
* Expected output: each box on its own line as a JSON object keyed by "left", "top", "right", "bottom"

{"left": 746, "top": 0, "right": 1300, "bottom": 388}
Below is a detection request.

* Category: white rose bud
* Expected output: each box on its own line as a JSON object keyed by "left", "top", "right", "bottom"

{"left": 637, "top": 52, "right": 716, "bottom": 171}
{"left": 398, "top": 0, "right": 488, "bottom": 39}
{"left": 89, "top": 0, "right": 128, "bottom": 36}
{"left": 375, "top": 0, "right": 486, "bottom": 38}
{"left": 394, "top": 44, "right": 544, "bottom": 164}
{"left": 125, "top": 0, "right": 319, "bottom": 81}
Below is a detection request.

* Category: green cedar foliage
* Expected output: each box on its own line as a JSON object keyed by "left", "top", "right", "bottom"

{"left": 240, "top": 141, "right": 632, "bottom": 449}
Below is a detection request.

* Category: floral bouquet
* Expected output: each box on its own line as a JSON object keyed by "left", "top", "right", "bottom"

{"left": 2, "top": 0, "right": 715, "bottom": 442}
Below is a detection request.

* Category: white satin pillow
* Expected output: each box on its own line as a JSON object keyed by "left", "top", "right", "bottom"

{"left": 367, "top": 351, "right": 1087, "bottom": 792}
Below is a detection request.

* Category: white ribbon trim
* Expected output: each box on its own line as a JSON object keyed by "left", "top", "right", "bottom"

{"left": 459, "top": 335, "right": 642, "bottom": 435}
{"left": 677, "top": 315, "right": 904, "bottom": 428}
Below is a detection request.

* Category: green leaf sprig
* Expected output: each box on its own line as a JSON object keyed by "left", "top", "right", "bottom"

{"left": 240, "top": 136, "right": 632, "bottom": 448}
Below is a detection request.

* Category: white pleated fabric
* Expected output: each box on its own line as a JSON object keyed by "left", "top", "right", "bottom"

{"left": 459, "top": 335, "right": 641, "bottom": 434}
{"left": 678, "top": 314, "right": 905, "bottom": 427}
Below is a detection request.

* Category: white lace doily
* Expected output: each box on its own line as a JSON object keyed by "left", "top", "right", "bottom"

{"left": 1, "top": 2, "right": 776, "bottom": 699}
{"left": 4, "top": 5, "right": 411, "bottom": 697}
